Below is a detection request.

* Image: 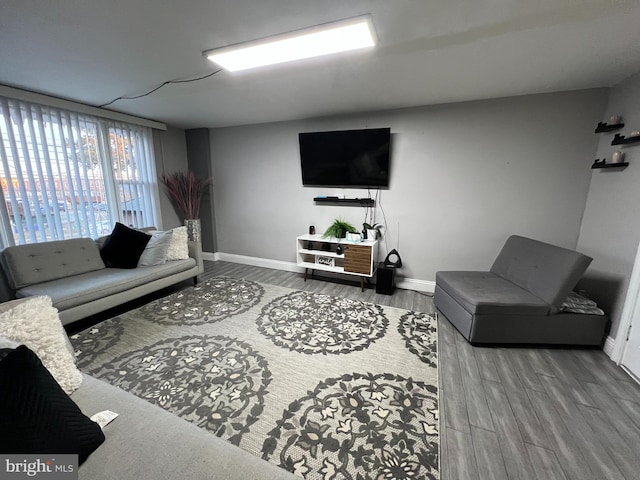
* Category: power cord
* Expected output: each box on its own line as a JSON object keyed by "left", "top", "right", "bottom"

{"left": 98, "top": 69, "right": 223, "bottom": 108}
{"left": 378, "top": 188, "right": 390, "bottom": 255}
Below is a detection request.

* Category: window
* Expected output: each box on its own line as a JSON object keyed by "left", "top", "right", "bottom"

{"left": 0, "top": 96, "right": 160, "bottom": 247}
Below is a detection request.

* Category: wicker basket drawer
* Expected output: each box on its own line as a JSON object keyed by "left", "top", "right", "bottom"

{"left": 343, "top": 244, "right": 372, "bottom": 275}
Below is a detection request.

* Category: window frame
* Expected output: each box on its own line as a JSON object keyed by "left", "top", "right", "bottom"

{"left": 0, "top": 96, "right": 162, "bottom": 248}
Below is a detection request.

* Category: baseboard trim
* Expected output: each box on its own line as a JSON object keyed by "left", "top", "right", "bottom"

{"left": 396, "top": 277, "right": 435, "bottom": 294}
{"left": 212, "top": 252, "right": 435, "bottom": 292}
{"left": 216, "top": 252, "right": 303, "bottom": 273}
{"left": 603, "top": 335, "right": 615, "bottom": 358}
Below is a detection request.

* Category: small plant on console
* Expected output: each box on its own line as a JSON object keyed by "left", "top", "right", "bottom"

{"left": 323, "top": 218, "right": 358, "bottom": 239}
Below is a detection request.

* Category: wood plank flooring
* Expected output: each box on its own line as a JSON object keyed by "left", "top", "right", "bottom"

{"left": 72, "top": 260, "right": 640, "bottom": 479}
{"left": 201, "top": 261, "right": 640, "bottom": 480}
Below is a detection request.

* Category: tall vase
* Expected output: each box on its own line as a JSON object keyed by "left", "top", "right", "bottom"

{"left": 184, "top": 218, "right": 204, "bottom": 274}
{"left": 184, "top": 218, "right": 201, "bottom": 242}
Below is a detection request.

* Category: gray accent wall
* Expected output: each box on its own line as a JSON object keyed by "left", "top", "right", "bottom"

{"left": 209, "top": 89, "right": 606, "bottom": 285}
{"left": 186, "top": 128, "right": 216, "bottom": 253}
{"left": 152, "top": 126, "right": 188, "bottom": 229}
{"left": 577, "top": 70, "right": 640, "bottom": 340}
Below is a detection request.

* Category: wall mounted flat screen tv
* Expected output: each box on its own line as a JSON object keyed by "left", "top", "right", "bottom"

{"left": 299, "top": 128, "right": 391, "bottom": 188}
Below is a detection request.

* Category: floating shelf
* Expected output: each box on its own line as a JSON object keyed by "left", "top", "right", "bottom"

{"left": 611, "top": 133, "right": 640, "bottom": 146}
{"left": 313, "top": 197, "right": 375, "bottom": 206}
{"left": 595, "top": 122, "right": 624, "bottom": 133}
{"left": 591, "top": 160, "right": 629, "bottom": 170}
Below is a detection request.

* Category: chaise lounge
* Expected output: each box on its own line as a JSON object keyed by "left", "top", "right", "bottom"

{"left": 434, "top": 235, "right": 609, "bottom": 346}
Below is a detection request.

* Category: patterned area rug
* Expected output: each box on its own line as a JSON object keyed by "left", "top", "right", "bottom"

{"left": 71, "top": 277, "right": 439, "bottom": 479}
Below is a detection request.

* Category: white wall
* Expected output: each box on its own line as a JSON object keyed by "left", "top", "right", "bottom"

{"left": 209, "top": 89, "right": 606, "bottom": 284}
{"left": 577, "top": 71, "right": 640, "bottom": 340}
{"left": 153, "top": 126, "right": 188, "bottom": 229}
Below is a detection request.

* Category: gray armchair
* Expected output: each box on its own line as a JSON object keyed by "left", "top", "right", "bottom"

{"left": 434, "top": 235, "right": 608, "bottom": 346}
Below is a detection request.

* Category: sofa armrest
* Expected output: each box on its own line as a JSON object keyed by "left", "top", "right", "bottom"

{"left": 188, "top": 240, "right": 204, "bottom": 275}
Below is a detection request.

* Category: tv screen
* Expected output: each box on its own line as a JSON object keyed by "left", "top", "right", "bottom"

{"left": 299, "top": 128, "right": 391, "bottom": 188}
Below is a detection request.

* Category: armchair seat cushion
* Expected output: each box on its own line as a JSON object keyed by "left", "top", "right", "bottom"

{"left": 436, "top": 271, "right": 550, "bottom": 316}
{"left": 434, "top": 235, "right": 607, "bottom": 346}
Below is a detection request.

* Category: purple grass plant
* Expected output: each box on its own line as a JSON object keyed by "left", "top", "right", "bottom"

{"left": 160, "top": 171, "right": 212, "bottom": 220}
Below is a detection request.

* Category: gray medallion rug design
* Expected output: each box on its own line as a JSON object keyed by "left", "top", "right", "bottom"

{"left": 89, "top": 334, "right": 270, "bottom": 445}
{"left": 257, "top": 290, "right": 388, "bottom": 354}
{"left": 137, "top": 277, "right": 265, "bottom": 326}
{"left": 71, "top": 277, "right": 439, "bottom": 480}
{"left": 398, "top": 312, "right": 438, "bottom": 368}
{"left": 71, "top": 317, "right": 124, "bottom": 368}
{"left": 262, "top": 372, "right": 438, "bottom": 479}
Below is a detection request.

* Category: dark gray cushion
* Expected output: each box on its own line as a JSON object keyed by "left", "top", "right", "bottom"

{"left": 490, "top": 235, "right": 592, "bottom": 309}
{"left": 1, "top": 238, "right": 105, "bottom": 289}
{"left": 436, "top": 271, "right": 550, "bottom": 316}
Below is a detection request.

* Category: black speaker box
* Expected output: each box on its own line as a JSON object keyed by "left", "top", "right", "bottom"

{"left": 376, "top": 263, "right": 396, "bottom": 295}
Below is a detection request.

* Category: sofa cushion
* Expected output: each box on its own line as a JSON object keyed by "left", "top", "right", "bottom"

{"left": 490, "top": 235, "right": 592, "bottom": 309}
{"left": 436, "top": 271, "right": 550, "bottom": 316}
{"left": 165, "top": 226, "right": 189, "bottom": 261}
{"left": 16, "top": 259, "right": 196, "bottom": 311}
{"left": 0, "top": 346, "right": 104, "bottom": 463}
{"left": 100, "top": 223, "right": 151, "bottom": 269}
{"left": 138, "top": 230, "right": 173, "bottom": 267}
{"left": 1, "top": 238, "right": 105, "bottom": 289}
{"left": 0, "top": 296, "right": 83, "bottom": 394}
{"left": 73, "top": 375, "right": 296, "bottom": 480}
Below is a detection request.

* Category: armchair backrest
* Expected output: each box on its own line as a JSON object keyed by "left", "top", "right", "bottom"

{"left": 490, "top": 235, "right": 592, "bottom": 310}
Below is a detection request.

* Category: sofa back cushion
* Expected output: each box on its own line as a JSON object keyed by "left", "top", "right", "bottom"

{"left": 490, "top": 235, "right": 592, "bottom": 309}
{"left": 1, "top": 239, "right": 105, "bottom": 289}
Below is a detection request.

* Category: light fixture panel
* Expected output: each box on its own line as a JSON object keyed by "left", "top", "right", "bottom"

{"left": 204, "top": 15, "right": 376, "bottom": 72}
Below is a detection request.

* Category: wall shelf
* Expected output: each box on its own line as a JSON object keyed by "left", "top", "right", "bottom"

{"left": 313, "top": 197, "right": 374, "bottom": 206}
{"left": 595, "top": 122, "right": 624, "bottom": 133}
{"left": 591, "top": 160, "right": 629, "bottom": 170}
{"left": 611, "top": 134, "right": 640, "bottom": 146}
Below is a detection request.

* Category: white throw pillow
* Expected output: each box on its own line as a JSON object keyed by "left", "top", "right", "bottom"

{"left": 138, "top": 230, "right": 173, "bottom": 267}
{"left": 0, "top": 296, "right": 83, "bottom": 394}
{"left": 165, "top": 226, "right": 189, "bottom": 261}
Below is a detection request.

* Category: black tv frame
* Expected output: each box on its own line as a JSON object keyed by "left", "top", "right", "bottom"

{"left": 299, "top": 128, "right": 391, "bottom": 189}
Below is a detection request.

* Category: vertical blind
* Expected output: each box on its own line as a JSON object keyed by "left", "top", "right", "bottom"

{"left": 0, "top": 96, "right": 160, "bottom": 247}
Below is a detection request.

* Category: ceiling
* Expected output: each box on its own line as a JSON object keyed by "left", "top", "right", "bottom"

{"left": 1, "top": 0, "right": 640, "bottom": 129}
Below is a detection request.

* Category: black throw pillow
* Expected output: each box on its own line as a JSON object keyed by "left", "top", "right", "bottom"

{"left": 0, "top": 345, "right": 105, "bottom": 464}
{"left": 100, "top": 222, "right": 151, "bottom": 269}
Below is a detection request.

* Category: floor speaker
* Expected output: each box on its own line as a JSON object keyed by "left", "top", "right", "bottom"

{"left": 376, "top": 263, "right": 396, "bottom": 295}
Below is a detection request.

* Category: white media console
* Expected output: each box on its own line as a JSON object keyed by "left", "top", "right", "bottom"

{"left": 296, "top": 234, "right": 379, "bottom": 291}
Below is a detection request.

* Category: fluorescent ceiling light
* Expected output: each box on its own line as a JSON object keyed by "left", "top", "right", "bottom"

{"left": 204, "top": 16, "right": 376, "bottom": 72}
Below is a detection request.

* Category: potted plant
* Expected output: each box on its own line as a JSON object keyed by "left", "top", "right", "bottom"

{"left": 363, "top": 223, "right": 383, "bottom": 240}
{"left": 160, "top": 170, "right": 212, "bottom": 241}
{"left": 323, "top": 218, "right": 358, "bottom": 239}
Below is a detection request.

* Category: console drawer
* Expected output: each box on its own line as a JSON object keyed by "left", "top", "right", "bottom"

{"left": 343, "top": 244, "right": 372, "bottom": 275}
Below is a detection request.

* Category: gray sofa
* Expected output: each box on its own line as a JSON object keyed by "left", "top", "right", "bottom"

{"left": 434, "top": 235, "right": 608, "bottom": 345}
{"left": 73, "top": 375, "right": 295, "bottom": 479}
{"left": 0, "top": 234, "right": 203, "bottom": 326}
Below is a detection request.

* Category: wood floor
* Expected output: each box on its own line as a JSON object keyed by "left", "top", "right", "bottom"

{"left": 201, "top": 261, "right": 640, "bottom": 480}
